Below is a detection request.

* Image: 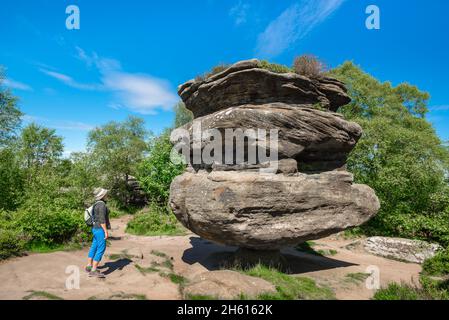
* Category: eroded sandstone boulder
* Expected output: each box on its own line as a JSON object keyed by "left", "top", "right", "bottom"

{"left": 174, "top": 103, "right": 362, "bottom": 172}
{"left": 169, "top": 58, "right": 379, "bottom": 255}
{"left": 170, "top": 171, "right": 379, "bottom": 250}
{"left": 179, "top": 59, "right": 351, "bottom": 117}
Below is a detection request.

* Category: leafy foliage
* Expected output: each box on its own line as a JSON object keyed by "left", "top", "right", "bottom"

{"left": 137, "top": 131, "right": 185, "bottom": 205}
{"left": 329, "top": 62, "right": 449, "bottom": 244}
{"left": 422, "top": 249, "right": 449, "bottom": 276}
{"left": 0, "top": 70, "right": 23, "bottom": 146}
{"left": 87, "top": 116, "right": 148, "bottom": 207}
{"left": 173, "top": 102, "right": 193, "bottom": 128}
{"left": 125, "top": 205, "right": 186, "bottom": 236}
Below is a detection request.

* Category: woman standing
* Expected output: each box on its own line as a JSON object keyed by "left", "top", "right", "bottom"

{"left": 85, "top": 188, "right": 111, "bottom": 278}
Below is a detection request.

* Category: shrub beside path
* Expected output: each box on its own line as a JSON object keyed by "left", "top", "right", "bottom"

{"left": 0, "top": 216, "right": 421, "bottom": 300}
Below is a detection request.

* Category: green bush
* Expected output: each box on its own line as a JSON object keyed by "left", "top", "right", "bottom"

{"left": 137, "top": 131, "right": 185, "bottom": 205}
{"left": 258, "top": 60, "right": 292, "bottom": 74}
{"left": 0, "top": 228, "right": 27, "bottom": 260}
{"left": 14, "top": 207, "right": 85, "bottom": 246}
{"left": 422, "top": 249, "right": 449, "bottom": 276}
{"left": 126, "top": 205, "right": 186, "bottom": 236}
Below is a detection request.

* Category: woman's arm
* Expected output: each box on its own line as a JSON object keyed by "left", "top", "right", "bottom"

{"left": 101, "top": 223, "right": 109, "bottom": 239}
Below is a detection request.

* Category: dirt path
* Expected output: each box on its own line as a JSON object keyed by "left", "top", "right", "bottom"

{"left": 0, "top": 216, "right": 421, "bottom": 300}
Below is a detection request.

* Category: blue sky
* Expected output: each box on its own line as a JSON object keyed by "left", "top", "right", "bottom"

{"left": 1, "top": 0, "right": 448, "bottom": 155}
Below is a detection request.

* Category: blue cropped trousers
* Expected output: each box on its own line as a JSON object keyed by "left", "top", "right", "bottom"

{"left": 88, "top": 228, "right": 106, "bottom": 262}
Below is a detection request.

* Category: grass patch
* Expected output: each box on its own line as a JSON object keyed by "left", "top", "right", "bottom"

{"left": 185, "top": 294, "right": 218, "bottom": 300}
{"left": 373, "top": 283, "right": 421, "bottom": 300}
{"left": 160, "top": 272, "right": 188, "bottom": 286}
{"left": 373, "top": 276, "right": 449, "bottom": 300}
{"left": 125, "top": 206, "right": 187, "bottom": 237}
{"left": 241, "top": 264, "right": 335, "bottom": 300}
{"left": 109, "top": 293, "right": 147, "bottom": 300}
{"left": 344, "top": 272, "right": 370, "bottom": 284}
{"left": 108, "top": 251, "right": 134, "bottom": 261}
{"left": 150, "top": 250, "right": 168, "bottom": 258}
{"left": 27, "top": 241, "right": 83, "bottom": 254}
{"left": 22, "top": 291, "right": 64, "bottom": 300}
{"left": 295, "top": 242, "right": 337, "bottom": 256}
{"left": 88, "top": 293, "right": 147, "bottom": 300}
{"left": 135, "top": 264, "right": 160, "bottom": 275}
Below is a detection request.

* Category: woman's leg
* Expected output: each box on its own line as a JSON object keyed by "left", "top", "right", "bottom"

{"left": 92, "top": 228, "right": 106, "bottom": 271}
{"left": 87, "top": 229, "right": 98, "bottom": 268}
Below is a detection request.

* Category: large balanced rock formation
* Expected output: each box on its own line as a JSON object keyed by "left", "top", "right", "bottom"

{"left": 169, "top": 59, "right": 379, "bottom": 256}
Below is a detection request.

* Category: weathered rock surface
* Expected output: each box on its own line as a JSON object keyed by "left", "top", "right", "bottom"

{"left": 170, "top": 58, "right": 379, "bottom": 254}
{"left": 175, "top": 103, "right": 362, "bottom": 172}
{"left": 183, "top": 270, "right": 276, "bottom": 299}
{"left": 178, "top": 59, "right": 351, "bottom": 118}
{"left": 363, "top": 237, "right": 442, "bottom": 264}
{"left": 169, "top": 171, "right": 380, "bottom": 250}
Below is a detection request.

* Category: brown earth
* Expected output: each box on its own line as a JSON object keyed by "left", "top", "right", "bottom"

{"left": 0, "top": 216, "right": 421, "bottom": 300}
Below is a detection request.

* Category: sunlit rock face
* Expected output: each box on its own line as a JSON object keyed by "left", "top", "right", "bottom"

{"left": 169, "top": 59, "right": 379, "bottom": 251}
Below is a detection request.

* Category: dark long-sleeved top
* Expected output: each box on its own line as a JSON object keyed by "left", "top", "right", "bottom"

{"left": 93, "top": 201, "right": 111, "bottom": 230}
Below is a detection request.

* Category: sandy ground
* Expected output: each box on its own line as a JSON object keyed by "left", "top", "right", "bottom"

{"left": 0, "top": 216, "right": 421, "bottom": 300}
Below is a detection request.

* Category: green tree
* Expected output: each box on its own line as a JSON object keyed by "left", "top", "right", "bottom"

{"left": 137, "top": 130, "right": 185, "bottom": 205}
{"left": 173, "top": 101, "right": 193, "bottom": 128}
{"left": 0, "top": 70, "right": 23, "bottom": 146}
{"left": 87, "top": 116, "right": 148, "bottom": 206}
{"left": 329, "top": 62, "right": 449, "bottom": 243}
{"left": 65, "top": 152, "right": 100, "bottom": 208}
{"left": 0, "top": 147, "right": 24, "bottom": 211}
{"left": 0, "top": 73, "right": 24, "bottom": 210}
{"left": 18, "top": 123, "right": 63, "bottom": 181}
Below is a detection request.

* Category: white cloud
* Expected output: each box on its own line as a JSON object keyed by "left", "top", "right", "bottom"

{"left": 429, "top": 105, "right": 449, "bottom": 111}
{"left": 39, "top": 68, "right": 101, "bottom": 91}
{"left": 230, "top": 1, "right": 250, "bottom": 26}
{"left": 255, "top": 0, "right": 346, "bottom": 58}
{"left": 103, "top": 72, "right": 177, "bottom": 115}
{"left": 23, "top": 115, "right": 94, "bottom": 131}
{"left": 3, "top": 78, "right": 33, "bottom": 91}
{"left": 40, "top": 48, "right": 177, "bottom": 114}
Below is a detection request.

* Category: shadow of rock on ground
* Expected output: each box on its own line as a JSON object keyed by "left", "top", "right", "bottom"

{"left": 98, "top": 258, "right": 132, "bottom": 275}
{"left": 182, "top": 237, "right": 356, "bottom": 274}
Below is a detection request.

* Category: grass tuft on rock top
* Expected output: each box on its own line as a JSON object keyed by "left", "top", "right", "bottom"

{"left": 125, "top": 205, "right": 187, "bottom": 237}
{"left": 239, "top": 264, "right": 335, "bottom": 300}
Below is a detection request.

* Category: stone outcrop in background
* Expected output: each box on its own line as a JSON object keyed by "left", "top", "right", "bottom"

{"left": 169, "top": 59, "right": 380, "bottom": 255}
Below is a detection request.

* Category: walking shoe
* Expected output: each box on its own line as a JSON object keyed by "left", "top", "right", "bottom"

{"left": 85, "top": 265, "right": 92, "bottom": 273}
{"left": 88, "top": 270, "right": 105, "bottom": 278}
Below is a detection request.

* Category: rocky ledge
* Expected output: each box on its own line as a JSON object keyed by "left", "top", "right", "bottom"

{"left": 178, "top": 59, "right": 351, "bottom": 118}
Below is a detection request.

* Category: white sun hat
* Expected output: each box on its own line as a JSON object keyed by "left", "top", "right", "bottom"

{"left": 93, "top": 188, "right": 109, "bottom": 201}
